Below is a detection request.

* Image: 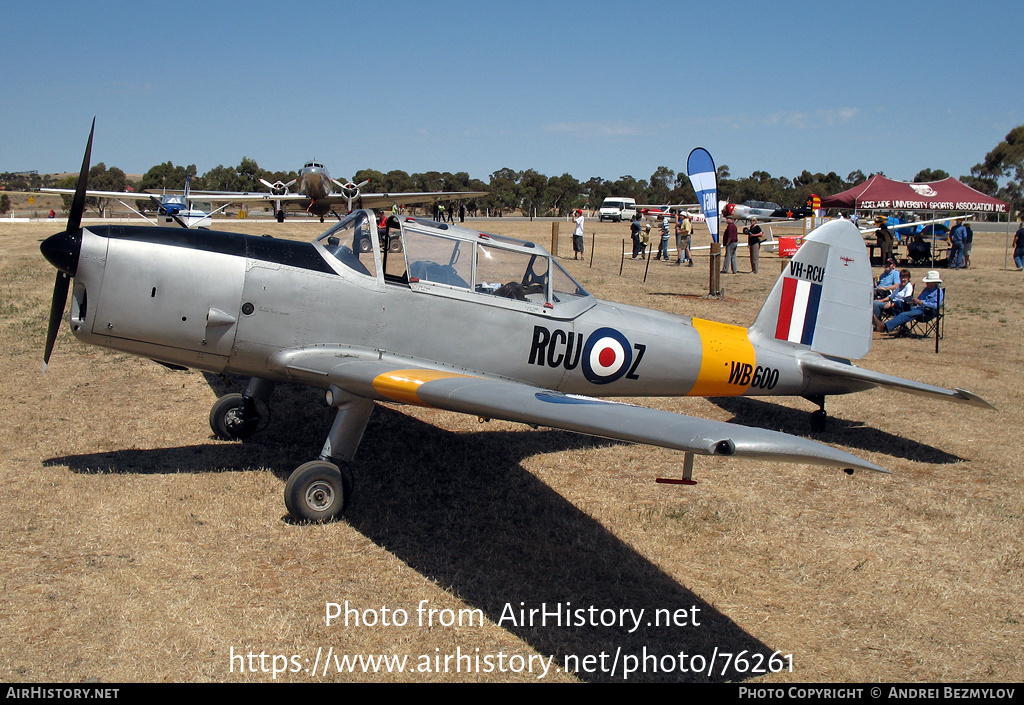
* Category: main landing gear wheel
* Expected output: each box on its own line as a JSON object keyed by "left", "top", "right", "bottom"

{"left": 810, "top": 409, "right": 828, "bottom": 432}
{"left": 284, "top": 461, "right": 353, "bottom": 523}
{"left": 209, "top": 393, "right": 260, "bottom": 440}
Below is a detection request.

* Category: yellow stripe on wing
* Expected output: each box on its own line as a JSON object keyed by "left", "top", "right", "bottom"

{"left": 372, "top": 369, "right": 473, "bottom": 406}
{"left": 688, "top": 319, "right": 756, "bottom": 397}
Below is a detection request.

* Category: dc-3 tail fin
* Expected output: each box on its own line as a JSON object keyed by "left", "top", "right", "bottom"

{"left": 751, "top": 219, "right": 873, "bottom": 360}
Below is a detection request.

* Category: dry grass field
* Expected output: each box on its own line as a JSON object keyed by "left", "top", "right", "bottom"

{"left": 1, "top": 215, "right": 1021, "bottom": 683}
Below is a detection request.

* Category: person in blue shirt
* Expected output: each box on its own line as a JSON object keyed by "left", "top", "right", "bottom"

{"left": 875, "top": 258, "right": 901, "bottom": 298}
{"left": 949, "top": 219, "right": 967, "bottom": 269}
{"left": 630, "top": 214, "right": 644, "bottom": 259}
{"left": 875, "top": 270, "right": 943, "bottom": 334}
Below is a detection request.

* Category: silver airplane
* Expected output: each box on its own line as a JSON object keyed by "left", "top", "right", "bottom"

{"left": 189, "top": 159, "right": 487, "bottom": 223}
{"left": 41, "top": 123, "right": 992, "bottom": 523}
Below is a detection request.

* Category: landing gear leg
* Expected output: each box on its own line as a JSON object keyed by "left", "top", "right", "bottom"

{"left": 284, "top": 393, "right": 374, "bottom": 523}
{"left": 805, "top": 394, "right": 828, "bottom": 432}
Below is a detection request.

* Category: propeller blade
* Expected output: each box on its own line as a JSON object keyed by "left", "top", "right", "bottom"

{"left": 41, "top": 118, "right": 94, "bottom": 372}
{"left": 67, "top": 118, "right": 95, "bottom": 233}
{"left": 42, "top": 272, "right": 71, "bottom": 372}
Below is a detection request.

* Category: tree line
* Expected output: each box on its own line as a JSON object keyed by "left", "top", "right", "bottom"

{"left": 6, "top": 123, "right": 1022, "bottom": 217}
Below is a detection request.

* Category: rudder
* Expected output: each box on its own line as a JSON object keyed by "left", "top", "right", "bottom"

{"left": 750, "top": 219, "right": 873, "bottom": 360}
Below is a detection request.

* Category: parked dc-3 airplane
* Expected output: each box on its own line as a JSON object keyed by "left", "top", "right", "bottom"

{"left": 187, "top": 159, "right": 487, "bottom": 223}
{"left": 42, "top": 123, "right": 992, "bottom": 522}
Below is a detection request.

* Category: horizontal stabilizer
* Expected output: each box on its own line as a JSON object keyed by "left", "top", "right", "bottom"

{"left": 799, "top": 355, "right": 995, "bottom": 409}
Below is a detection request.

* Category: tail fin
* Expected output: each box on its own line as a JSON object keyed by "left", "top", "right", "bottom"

{"left": 750, "top": 219, "right": 873, "bottom": 360}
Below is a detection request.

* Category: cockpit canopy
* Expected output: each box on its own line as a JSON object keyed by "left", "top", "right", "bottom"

{"left": 315, "top": 211, "right": 590, "bottom": 311}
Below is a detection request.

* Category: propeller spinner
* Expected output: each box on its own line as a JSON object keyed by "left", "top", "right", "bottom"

{"left": 40, "top": 118, "right": 93, "bottom": 371}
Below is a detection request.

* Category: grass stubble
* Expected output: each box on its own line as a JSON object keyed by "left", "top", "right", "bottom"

{"left": 0, "top": 216, "right": 1020, "bottom": 683}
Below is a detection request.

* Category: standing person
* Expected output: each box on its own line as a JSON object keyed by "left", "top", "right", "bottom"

{"left": 675, "top": 211, "right": 693, "bottom": 266}
{"left": 459, "top": 203, "right": 466, "bottom": 223}
{"left": 747, "top": 216, "right": 764, "bottom": 273}
{"left": 572, "top": 208, "right": 585, "bottom": 260}
{"left": 1013, "top": 220, "right": 1024, "bottom": 271}
{"left": 949, "top": 218, "right": 967, "bottom": 269}
{"left": 657, "top": 215, "right": 671, "bottom": 260}
{"left": 722, "top": 216, "right": 739, "bottom": 274}
{"left": 437, "top": 203, "right": 446, "bottom": 223}
{"left": 630, "top": 214, "right": 643, "bottom": 259}
{"left": 876, "top": 221, "right": 894, "bottom": 265}
{"left": 963, "top": 221, "right": 974, "bottom": 269}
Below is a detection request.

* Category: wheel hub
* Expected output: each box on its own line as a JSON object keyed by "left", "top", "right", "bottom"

{"left": 305, "top": 480, "right": 335, "bottom": 511}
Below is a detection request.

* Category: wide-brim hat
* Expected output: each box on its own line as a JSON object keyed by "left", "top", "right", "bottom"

{"left": 922, "top": 270, "right": 943, "bottom": 283}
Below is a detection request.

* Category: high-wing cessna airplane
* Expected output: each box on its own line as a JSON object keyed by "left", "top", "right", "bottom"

{"left": 188, "top": 159, "right": 487, "bottom": 223}
{"left": 43, "top": 176, "right": 231, "bottom": 228}
{"left": 41, "top": 123, "right": 992, "bottom": 523}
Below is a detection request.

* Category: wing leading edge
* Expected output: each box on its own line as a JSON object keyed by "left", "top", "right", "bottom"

{"left": 268, "top": 350, "right": 887, "bottom": 474}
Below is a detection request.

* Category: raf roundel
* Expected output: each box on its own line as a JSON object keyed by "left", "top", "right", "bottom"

{"left": 582, "top": 327, "right": 633, "bottom": 384}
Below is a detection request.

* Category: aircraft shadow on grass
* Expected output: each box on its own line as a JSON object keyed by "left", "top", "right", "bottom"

{"left": 707, "top": 396, "right": 962, "bottom": 465}
{"left": 47, "top": 391, "right": 775, "bottom": 683}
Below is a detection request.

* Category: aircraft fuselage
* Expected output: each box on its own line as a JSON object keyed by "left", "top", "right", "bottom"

{"left": 56, "top": 217, "right": 859, "bottom": 409}
{"left": 297, "top": 162, "right": 334, "bottom": 213}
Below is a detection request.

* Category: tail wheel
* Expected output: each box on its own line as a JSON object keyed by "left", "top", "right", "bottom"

{"left": 284, "top": 461, "right": 353, "bottom": 523}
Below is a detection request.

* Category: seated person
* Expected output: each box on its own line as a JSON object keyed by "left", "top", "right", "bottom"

{"left": 874, "top": 259, "right": 900, "bottom": 298}
{"left": 874, "top": 271, "right": 943, "bottom": 334}
{"left": 873, "top": 269, "right": 913, "bottom": 319}
{"left": 907, "top": 235, "right": 930, "bottom": 263}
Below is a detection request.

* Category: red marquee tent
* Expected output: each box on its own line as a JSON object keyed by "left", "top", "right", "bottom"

{"left": 822, "top": 175, "right": 1008, "bottom": 214}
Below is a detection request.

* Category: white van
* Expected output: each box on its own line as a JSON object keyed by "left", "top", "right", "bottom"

{"left": 598, "top": 197, "right": 637, "bottom": 222}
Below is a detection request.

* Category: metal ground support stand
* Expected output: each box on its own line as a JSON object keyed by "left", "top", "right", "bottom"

{"left": 656, "top": 452, "right": 697, "bottom": 485}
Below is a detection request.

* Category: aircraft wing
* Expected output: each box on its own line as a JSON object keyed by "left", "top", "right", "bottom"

{"left": 858, "top": 215, "right": 968, "bottom": 235}
{"left": 268, "top": 349, "right": 887, "bottom": 473}
{"left": 42, "top": 187, "right": 155, "bottom": 199}
{"left": 635, "top": 203, "right": 699, "bottom": 210}
{"left": 799, "top": 355, "right": 994, "bottom": 409}
{"left": 353, "top": 191, "right": 488, "bottom": 209}
{"left": 42, "top": 186, "right": 282, "bottom": 205}
{"left": 167, "top": 190, "right": 488, "bottom": 209}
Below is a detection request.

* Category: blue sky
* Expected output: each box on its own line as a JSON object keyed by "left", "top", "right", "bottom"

{"left": 2, "top": 0, "right": 1021, "bottom": 186}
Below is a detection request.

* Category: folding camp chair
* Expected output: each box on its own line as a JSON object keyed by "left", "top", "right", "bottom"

{"left": 905, "top": 292, "right": 944, "bottom": 353}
